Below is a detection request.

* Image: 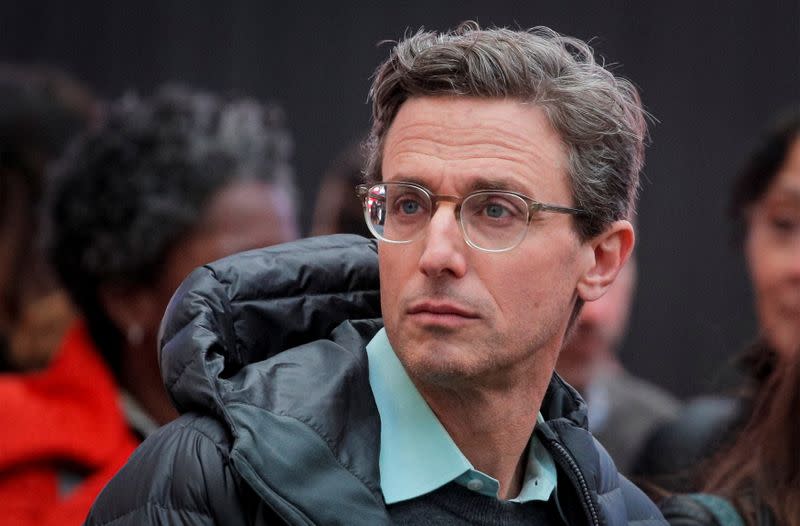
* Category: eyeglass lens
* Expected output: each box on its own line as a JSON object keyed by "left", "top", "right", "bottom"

{"left": 363, "top": 183, "right": 530, "bottom": 251}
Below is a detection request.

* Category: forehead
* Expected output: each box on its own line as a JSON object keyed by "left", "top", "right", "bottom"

{"left": 381, "top": 97, "right": 569, "bottom": 198}
{"left": 160, "top": 180, "right": 298, "bottom": 292}
{"left": 191, "top": 180, "right": 298, "bottom": 254}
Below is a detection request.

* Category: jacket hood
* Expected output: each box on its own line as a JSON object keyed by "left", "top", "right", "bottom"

{"left": 159, "top": 235, "right": 389, "bottom": 524}
{"left": 159, "top": 235, "right": 381, "bottom": 411}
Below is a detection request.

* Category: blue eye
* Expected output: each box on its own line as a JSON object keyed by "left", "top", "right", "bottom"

{"left": 401, "top": 200, "right": 420, "bottom": 214}
{"left": 485, "top": 203, "right": 507, "bottom": 218}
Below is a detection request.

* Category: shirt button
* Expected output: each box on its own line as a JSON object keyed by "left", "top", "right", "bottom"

{"left": 466, "top": 479, "right": 484, "bottom": 492}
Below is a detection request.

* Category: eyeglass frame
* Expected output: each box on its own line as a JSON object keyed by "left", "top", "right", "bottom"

{"left": 356, "top": 181, "right": 588, "bottom": 253}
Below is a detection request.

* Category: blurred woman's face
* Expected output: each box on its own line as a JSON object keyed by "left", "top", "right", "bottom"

{"left": 119, "top": 178, "right": 300, "bottom": 356}
{"left": 745, "top": 137, "right": 800, "bottom": 356}
{"left": 160, "top": 179, "right": 299, "bottom": 300}
{"left": 155, "top": 179, "right": 299, "bottom": 329}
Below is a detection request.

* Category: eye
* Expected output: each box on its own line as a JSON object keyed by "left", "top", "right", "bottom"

{"left": 761, "top": 203, "right": 800, "bottom": 237}
{"left": 400, "top": 199, "right": 421, "bottom": 215}
{"left": 388, "top": 190, "right": 429, "bottom": 217}
{"left": 469, "top": 193, "right": 525, "bottom": 221}
{"left": 484, "top": 202, "right": 511, "bottom": 218}
{"left": 769, "top": 215, "right": 800, "bottom": 233}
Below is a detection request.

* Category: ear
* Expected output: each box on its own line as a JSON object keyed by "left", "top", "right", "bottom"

{"left": 576, "top": 220, "right": 635, "bottom": 302}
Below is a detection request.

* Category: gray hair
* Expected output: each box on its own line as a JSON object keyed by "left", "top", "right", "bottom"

{"left": 365, "top": 21, "right": 648, "bottom": 239}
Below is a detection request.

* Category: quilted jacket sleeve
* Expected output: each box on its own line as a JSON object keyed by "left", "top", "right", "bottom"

{"left": 83, "top": 414, "right": 274, "bottom": 526}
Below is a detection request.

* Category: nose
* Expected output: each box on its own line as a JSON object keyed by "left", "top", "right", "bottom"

{"left": 417, "top": 204, "right": 468, "bottom": 279}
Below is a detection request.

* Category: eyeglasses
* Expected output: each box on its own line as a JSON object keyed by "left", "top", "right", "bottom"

{"left": 356, "top": 182, "right": 586, "bottom": 253}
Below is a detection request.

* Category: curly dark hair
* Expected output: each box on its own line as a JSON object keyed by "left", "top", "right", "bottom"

{"left": 48, "top": 85, "right": 295, "bottom": 376}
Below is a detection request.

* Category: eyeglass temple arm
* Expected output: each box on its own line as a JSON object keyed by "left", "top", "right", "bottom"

{"left": 532, "top": 203, "right": 587, "bottom": 216}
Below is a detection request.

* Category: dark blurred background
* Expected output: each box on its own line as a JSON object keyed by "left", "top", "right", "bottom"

{"left": 1, "top": 1, "right": 798, "bottom": 398}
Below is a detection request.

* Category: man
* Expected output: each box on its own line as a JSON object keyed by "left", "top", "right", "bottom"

{"left": 85, "top": 23, "right": 666, "bottom": 525}
{"left": 557, "top": 258, "right": 681, "bottom": 474}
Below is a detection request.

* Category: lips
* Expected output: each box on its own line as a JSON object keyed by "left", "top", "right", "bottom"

{"left": 406, "top": 301, "right": 480, "bottom": 320}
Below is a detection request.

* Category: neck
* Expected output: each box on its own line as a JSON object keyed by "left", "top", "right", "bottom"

{"left": 415, "top": 366, "right": 552, "bottom": 500}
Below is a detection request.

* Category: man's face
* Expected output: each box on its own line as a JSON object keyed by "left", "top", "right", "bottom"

{"left": 378, "top": 96, "right": 596, "bottom": 389}
{"left": 745, "top": 137, "right": 800, "bottom": 357}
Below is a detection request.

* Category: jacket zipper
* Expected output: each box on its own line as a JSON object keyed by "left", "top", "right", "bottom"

{"left": 549, "top": 440, "right": 600, "bottom": 526}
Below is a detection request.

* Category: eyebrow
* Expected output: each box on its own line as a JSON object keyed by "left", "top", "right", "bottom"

{"left": 764, "top": 185, "right": 800, "bottom": 205}
{"left": 393, "top": 174, "right": 533, "bottom": 197}
{"left": 463, "top": 176, "right": 531, "bottom": 196}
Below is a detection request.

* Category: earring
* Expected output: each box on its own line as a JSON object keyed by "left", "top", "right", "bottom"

{"left": 126, "top": 324, "right": 144, "bottom": 346}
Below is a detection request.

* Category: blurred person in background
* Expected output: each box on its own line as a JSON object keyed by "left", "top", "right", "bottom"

{"left": 310, "top": 140, "right": 371, "bottom": 238}
{"left": 0, "top": 85, "right": 299, "bottom": 526}
{"left": 556, "top": 255, "right": 680, "bottom": 475}
{"left": 0, "top": 64, "right": 96, "bottom": 372}
{"left": 646, "top": 106, "right": 800, "bottom": 525}
{"left": 660, "top": 354, "right": 800, "bottom": 526}
{"left": 49, "top": 86, "right": 299, "bottom": 431}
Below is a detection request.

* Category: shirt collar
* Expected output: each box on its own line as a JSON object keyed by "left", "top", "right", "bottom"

{"left": 366, "top": 328, "right": 556, "bottom": 504}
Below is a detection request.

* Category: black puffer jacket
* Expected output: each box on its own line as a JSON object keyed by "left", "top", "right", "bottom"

{"left": 85, "top": 235, "right": 667, "bottom": 526}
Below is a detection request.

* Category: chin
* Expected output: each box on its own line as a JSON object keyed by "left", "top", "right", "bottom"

{"left": 399, "top": 341, "right": 494, "bottom": 386}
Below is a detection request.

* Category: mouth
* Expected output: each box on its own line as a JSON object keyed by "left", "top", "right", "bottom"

{"left": 406, "top": 300, "right": 480, "bottom": 328}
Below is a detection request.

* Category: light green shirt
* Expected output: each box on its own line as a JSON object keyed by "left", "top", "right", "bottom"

{"left": 366, "top": 328, "right": 557, "bottom": 505}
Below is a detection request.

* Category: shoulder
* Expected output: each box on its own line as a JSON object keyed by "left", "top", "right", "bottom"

{"left": 592, "top": 439, "right": 668, "bottom": 525}
{"left": 538, "top": 380, "right": 667, "bottom": 524}
{"left": 85, "top": 414, "right": 260, "bottom": 526}
{"left": 544, "top": 418, "right": 666, "bottom": 525}
{"left": 614, "top": 475, "right": 670, "bottom": 525}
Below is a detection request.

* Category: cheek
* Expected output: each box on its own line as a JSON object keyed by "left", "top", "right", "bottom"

{"left": 501, "top": 248, "right": 574, "bottom": 299}
{"left": 493, "top": 275, "right": 535, "bottom": 312}
{"left": 483, "top": 260, "right": 561, "bottom": 332}
{"left": 746, "top": 233, "right": 780, "bottom": 303}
